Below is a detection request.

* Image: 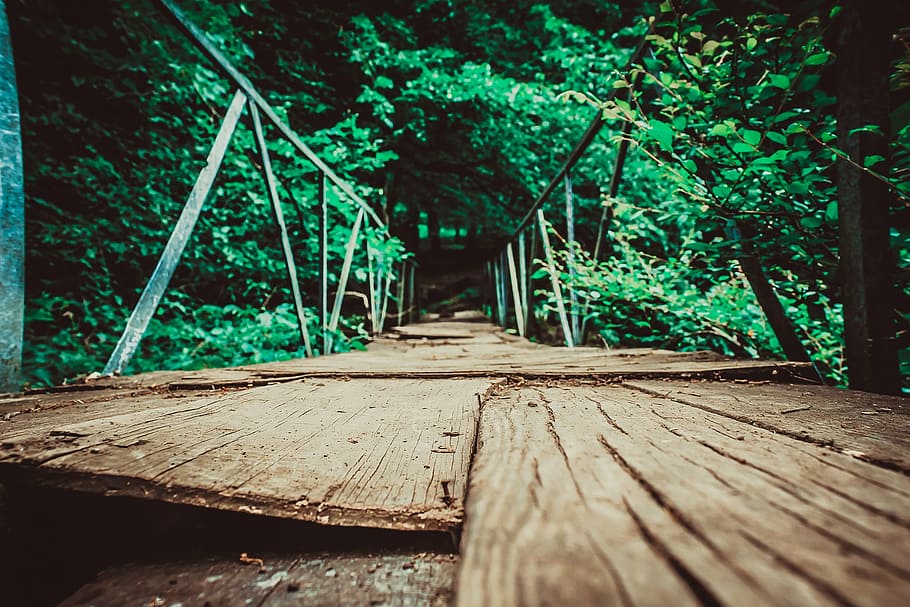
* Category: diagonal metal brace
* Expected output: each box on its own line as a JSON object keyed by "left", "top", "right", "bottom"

{"left": 103, "top": 90, "right": 247, "bottom": 375}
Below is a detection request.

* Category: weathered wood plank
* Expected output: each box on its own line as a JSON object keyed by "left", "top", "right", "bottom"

{"left": 57, "top": 319, "right": 813, "bottom": 391}
{"left": 457, "top": 385, "right": 910, "bottom": 606}
{"left": 626, "top": 379, "right": 910, "bottom": 472}
{"left": 0, "top": 378, "right": 496, "bottom": 531}
{"left": 59, "top": 551, "right": 457, "bottom": 607}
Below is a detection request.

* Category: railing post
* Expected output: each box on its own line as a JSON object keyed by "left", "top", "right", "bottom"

{"left": 0, "top": 0, "right": 24, "bottom": 392}
{"left": 499, "top": 252, "right": 508, "bottom": 326}
{"left": 326, "top": 208, "right": 365, "bottom": 353}
{"left": 537, "top": 210, "right": 574, "bottom": 347}
{"left": 517, "top": 231, "right": 529, "bottom": 337}
{"left": 396, "top": 261, "right": 407, "bottom": 325}
{"left": 408, "top": 263, "right": 417, "bottom": 323}
{"left": 490, "top": 256, "right": 503, "bottom": 326}
{"left": 506, "top": 243, "right": 525, "bottom": 337}
{"left": 378, "top": 266, "right": 392, "bottom": 334}
{"left": 365, "top": 236, "right": 377, "bottom": 335}
{"left": 103, "top": 90, "right": 248, "bottom": 375}
{"left": 250, "top": 103, "right": 313, "bottom": 358}
{"left": 494, "top": 253, "right": 508, "bottom": 326}
{"left": 318, "top": 171, "right": 328, "bottom": 353}
{"left": 564, "top": 172, "right": 580, "bottom": 344}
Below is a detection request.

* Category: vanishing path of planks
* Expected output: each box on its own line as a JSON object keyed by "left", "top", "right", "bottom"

{"left": 1, "top": 311, "right": 909, "bottom": 606}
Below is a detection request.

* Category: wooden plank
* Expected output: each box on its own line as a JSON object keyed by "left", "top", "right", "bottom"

{"left": 457, "top": 385, "right": 910, "bottom": 606}
{"left": 390, "top": 325, "right": 477, "bottom": 340}
{"left": 239, "top": 342, "right": 811, "bottom": 382}
{"left": 68, "top": 316, "right": 814, "bottom": 390}
{"left": 0, "top": 378, "right": 497, "bottom": 531}
{"left": 625, "top": 379, "right": 910, "bottom": 472}
{"left": 59, "top": 551, "right": 457, "bottom": 607}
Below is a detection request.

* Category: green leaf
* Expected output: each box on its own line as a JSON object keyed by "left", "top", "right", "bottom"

{"left": 681, "top": 159, "right": 698, "bottom": 174}
{"left": 746, "top": 37, "right": 757, "bottom": 51}
{"left": 863, "top": 154, "right": 886, "bottom": 168}
{"left": 768, "top": 74, "right": 791, "bottom": 89}
{"left": 374, "top": 75, "right": 394, "bottom": 89}
{"left": 769, "top": 149, "right": 789, "bottom": 162}
{"left": 825, "top": 201, "right": 838, "bottom": 222}
{"left": 710, "top": 123, "right": 733, "bottom": 136}
{"left": 742, "top": 129, "right": 762, "bottom": 146}
{"left": 649, "top": 119, "right": 675, "bottom": 152}
{"left": 800, "top": 216, "right": 823, "bottom": 229}
{"left": 711, "top": 184, "right": 731, "bottom": 199}
{"left": 702, "top": 40, "right": 720, "bottom": 55}
{"left": 733, "top": 142, "right": 754, "bottom": 154}
{"left": 766, "top": 131, "right": 787, "bottom": 145}
{"left": 804, "top": 52, "right": 829, "bottom": 66}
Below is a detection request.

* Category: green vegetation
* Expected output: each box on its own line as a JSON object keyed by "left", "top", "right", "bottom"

{"left": 7, "top": 0, "right": 908, "bottom": 389}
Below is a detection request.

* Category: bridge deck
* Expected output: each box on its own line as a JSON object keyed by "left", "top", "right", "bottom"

{"left": 1, "top": 313, "right": 908, "bottom": 606}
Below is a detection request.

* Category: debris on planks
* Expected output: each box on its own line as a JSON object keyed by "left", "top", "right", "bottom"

{"left": 59, "top": 551, "right": 457, "bottom": 607}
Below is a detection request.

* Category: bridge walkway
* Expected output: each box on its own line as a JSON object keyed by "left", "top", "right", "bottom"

{"left": 1, "top": 312, "right": 908, "bottom": 606}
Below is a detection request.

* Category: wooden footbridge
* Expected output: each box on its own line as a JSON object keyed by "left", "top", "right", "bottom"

{"left": 1, "top": 313, "right": 909, "bottom": 605}
{"left": 2, "top": 1, "right": 909, "bottom": 605}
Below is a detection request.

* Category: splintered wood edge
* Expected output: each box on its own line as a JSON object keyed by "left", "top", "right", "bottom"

{"left": 0, "top": 464, "right": 464, "bottom": 532}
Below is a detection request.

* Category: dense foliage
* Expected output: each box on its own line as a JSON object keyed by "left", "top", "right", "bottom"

{"left": 530, "top": 3, "right": 908, "bottom": 386}
{"left": 7, "top": 0, "right": 908, "bottom": 388}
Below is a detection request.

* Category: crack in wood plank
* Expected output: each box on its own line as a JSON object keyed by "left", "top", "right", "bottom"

{"left": 457, "top": 385, "right": 910, "bottom": 606}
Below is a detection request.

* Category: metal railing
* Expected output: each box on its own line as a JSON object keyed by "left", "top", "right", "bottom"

{"left": 484, "top": 34, "right": 822, "bottom": 381}
{"left": 101, "top": 0, "right": 417, "bottom": 375}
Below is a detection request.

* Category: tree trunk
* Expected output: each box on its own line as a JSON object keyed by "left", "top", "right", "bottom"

{"left": 836, "top": 0, "right": 901, "bottom": 394}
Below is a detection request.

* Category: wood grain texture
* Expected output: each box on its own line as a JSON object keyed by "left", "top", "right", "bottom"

{"left": 457, "top": 385, "right": 910, "bottom": 607}
{"left": 59, "top": 551, "right": 456, "bottom": 607}
{"left": 0, "top": 378, "right": 496, "bottom": 531}
{"left": 626, "top": 379, "right": 910, "bottom": 472}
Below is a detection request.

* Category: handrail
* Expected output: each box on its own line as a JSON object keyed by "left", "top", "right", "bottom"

{"left": 100, "top": 2, "right": 417, "bottom": 375}
{"left": 505, "top": 35, "right": 650, "bottom": 242}
{"left": 156, "top": 0, "right": 386, "bottom": 229}
{"left": 485, "top": 32, "right": 823, "bottom": 380}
